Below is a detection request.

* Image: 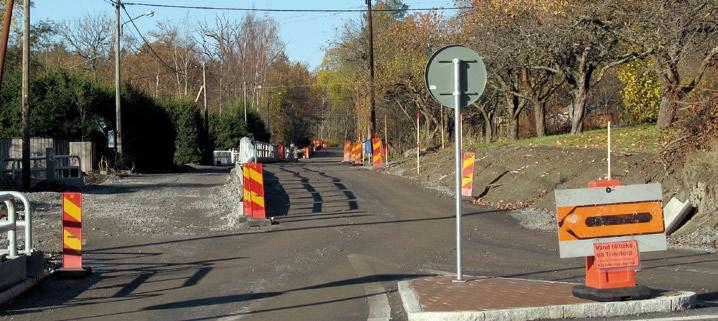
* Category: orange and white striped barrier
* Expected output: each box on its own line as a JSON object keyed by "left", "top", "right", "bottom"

{"left": 58, "top": 192, "right": 91, "bottom": 276}
{"left": 243, "top": 163, "right": 266, "bottom": 219}
{"left": 352, "top": 141, "right": 362, "bottom": 166}
{"left": 461, "top": 152, "right": 475, "bottom": 197}
{"left": 372, "top": 138, "right": 383, "bottom": 169}
{"left": 343, "top": 140, "right": 352, "bottom": 162}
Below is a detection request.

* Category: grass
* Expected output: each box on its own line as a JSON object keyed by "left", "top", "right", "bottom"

{"left": 467, "top": 124, "right": 679, "bottom": 154}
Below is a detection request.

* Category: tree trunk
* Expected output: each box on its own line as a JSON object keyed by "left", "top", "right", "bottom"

{"left": 484, "top": 113, "right": 493, "bottom": 144}
{"left": 570, "top": 87, "right": 588, "bottom": 134}
{"left": 504, "top": 93, "right": 520, "bottom": 141}
{"left": 533, "top": 99, "right": 546, "bottom": 137}
{"left": 656, "top": 87, "right": 685, "bottom": 129}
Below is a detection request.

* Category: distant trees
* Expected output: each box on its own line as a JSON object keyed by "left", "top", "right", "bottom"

{"left": 319, "top": 0, "right": 716, "bottom": 153}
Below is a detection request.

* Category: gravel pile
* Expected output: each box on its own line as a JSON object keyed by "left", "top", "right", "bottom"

{"left": 1, "top": 169, "right": 248, "bottom": 255}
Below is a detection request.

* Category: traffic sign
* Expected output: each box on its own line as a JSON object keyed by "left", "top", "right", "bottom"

{"left": 425, "top": 45, "right": 487, "bottom": 109}
{"left": 424, "top": 45, "right": 487, "bottom": 282}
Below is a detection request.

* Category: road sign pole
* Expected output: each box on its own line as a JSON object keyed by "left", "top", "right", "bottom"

{"left": 453, "top": 58, "right": 463, "bottom": 282}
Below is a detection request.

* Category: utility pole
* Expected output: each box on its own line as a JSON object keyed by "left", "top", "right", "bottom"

{"left": 114, "top": 0, "right": 123, "bottom": 161}
{"left": 366, "top": 0, "right": 376, "bottom": 135}
{"left": 0, "top": 0, "right": 15, "bottom": 93}
{"left": 21, "top": 0, "right": 29, "bottom": 189}
{"left": 202, "top": 60, "right": 208, "bottom": 132}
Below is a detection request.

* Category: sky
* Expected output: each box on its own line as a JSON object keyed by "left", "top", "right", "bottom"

{"left": 31, "top": 0, "right": 455, "bottom": 70}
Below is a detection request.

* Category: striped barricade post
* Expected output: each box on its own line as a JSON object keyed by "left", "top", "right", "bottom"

{"left": 372, "top": 138, "right": 383, "bottom": 169}
{"left": 352, "top": 141, "right": 362, "bottom": 166}
{"left": 461, "top": 152, "right": 475, "bottom": 197}
{"left": 57, "top": 192, "right": 91, "bottom": 277}
{"left": 247, "top": 163, "right": 266, "bottom": 219}
{"left": 343, "top": 140, "right": 352, "bottom": 162}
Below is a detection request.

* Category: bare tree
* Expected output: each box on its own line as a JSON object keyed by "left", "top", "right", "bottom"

{"left": 54, "top": 13, "right": 113, "bottom": 80}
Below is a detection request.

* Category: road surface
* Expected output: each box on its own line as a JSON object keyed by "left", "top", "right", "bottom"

{"left": 2, "top": 148, "right": 717, "bottom": 320}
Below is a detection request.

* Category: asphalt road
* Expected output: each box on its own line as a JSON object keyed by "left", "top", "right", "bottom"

{"left": 1, "top": 148, "right": 717, "bottom": 321}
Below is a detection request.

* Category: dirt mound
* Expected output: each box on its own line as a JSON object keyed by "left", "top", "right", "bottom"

{"left": 386, "top": 144, "right": 715, "bottom": 250}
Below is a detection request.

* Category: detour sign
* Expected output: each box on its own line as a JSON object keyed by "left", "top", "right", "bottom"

{"left": 554, "top": 183, "right": 666, "bottom": 258}
{"left": 593, "top": 240, "right": 639, "bottom": 270}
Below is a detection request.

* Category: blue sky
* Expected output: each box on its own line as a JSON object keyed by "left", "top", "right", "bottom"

{"left": 31, "top": 0, "right": 454, "bottom": 70}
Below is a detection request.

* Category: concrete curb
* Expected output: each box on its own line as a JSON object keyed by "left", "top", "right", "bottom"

{"left": 398, "top": 280, "right": 696, "bottom": 321}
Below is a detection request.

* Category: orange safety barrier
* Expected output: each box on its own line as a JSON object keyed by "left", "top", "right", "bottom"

{"left": 62, "top": 192, "right": 84, "bottom": 270}
{"left": 343, "top": 140, "right": 352, "bottom": 162}
{"left": 372, "top": 138, "right": 383, "bottom": 169}
{"left": 352, "top": 141, "right": 362, "bottom": 166}
{"left": 583, "top": 180, "right": 636, "bottom": 290}
{"left": 243, "top": 163, "right": 266, "bottom": 219}
{"left": 461, "top": 152, "right": 475, "bottom": 197}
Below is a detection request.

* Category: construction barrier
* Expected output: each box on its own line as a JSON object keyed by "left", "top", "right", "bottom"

{"left": 555, "top": 181, "right": 665, "bottom": 300}
{"left": 461, "top": 152, "right": 475, "bottom": 197}
{"left": 62, "top": 192, "right": 86, "bottom": 271}
{"left": 243, "top": 163, "right": 266, "bottom": 219}
{"left": 343, "top": 140, "right": 352, "bottom": 162}
{"left": 352, "top": 141, "right": 362, "bottom": 166}
{"left": 372, "top": 138, "right": 383, "bottom": 169}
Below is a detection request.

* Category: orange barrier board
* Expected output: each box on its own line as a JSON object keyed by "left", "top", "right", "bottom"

{"left": 244, "top": 163, "right": 266, "bottom": 219}
{"left": 352, "top": 141, "right": 362, "bottom": 166}
{"left": 62, "top": 192, "right": 83, "bottom": 269}
{"left": 372, "top": 138, "right": 383, "bottom": 169}
{"left": 343, "top": 140, "right": 352, "bottom": 162}
{"left": 461, "top": 152, "right": 475, "bottom": 197}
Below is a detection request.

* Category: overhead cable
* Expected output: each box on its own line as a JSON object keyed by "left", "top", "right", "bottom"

{"left": 121, "top": 2, "right": 473, "bottom": 13}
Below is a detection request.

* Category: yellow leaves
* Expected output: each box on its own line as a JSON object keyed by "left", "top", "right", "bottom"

{"left": 618, "top": 59, "right": 662, "bottom": 125}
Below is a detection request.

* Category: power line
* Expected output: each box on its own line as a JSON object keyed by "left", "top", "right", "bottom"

{"left": 121, "top": 4, "right": 183, "bottom": 76}
{"left": 121, "top": 2, "right": 472, "bottom": 13}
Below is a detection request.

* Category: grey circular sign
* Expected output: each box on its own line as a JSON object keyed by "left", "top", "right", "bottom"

{"left": 425, "top": 45, "right": 487, "bottom": 109}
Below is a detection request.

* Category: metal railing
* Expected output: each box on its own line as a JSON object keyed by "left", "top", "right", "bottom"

{"left": 0, "top": 192, "right": 32, "bottom": 258}
{"left": 1, "top": 155, "right": 82, "bottom": 182}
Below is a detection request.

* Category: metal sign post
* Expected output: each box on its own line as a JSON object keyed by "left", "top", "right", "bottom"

{"left": 425, "top": 45, "right": 486, "bottom": 281}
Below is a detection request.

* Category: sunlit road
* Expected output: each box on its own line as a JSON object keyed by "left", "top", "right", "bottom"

{"left": 2, "top": 148, "right": 717, "bottom": 321}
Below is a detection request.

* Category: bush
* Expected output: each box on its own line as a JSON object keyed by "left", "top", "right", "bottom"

{"left": 210, "top": 102, "right": 270, "bottom": 150}
{"left": 618, "top": 60, "right": 662, "bottom": 125}
{"left": 164, "top": 99, "right": 204, "bottom": 165}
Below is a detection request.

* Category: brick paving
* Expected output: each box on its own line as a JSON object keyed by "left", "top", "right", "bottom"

{"left": 410, "top": 276, "right": 594, "bottom": 312}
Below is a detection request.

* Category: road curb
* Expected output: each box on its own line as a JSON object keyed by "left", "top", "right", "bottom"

{"left": 398, "top": 279, "right": 696, "bottom": 321}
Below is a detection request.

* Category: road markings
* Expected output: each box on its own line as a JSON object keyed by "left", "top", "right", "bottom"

{"left": 347, "top": 254, "right": 391, "bottom": 321}
{"left": 629, "top": 315, "right": 718, "bottom": 321}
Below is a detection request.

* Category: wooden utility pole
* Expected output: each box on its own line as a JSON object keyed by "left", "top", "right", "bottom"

{"left": 21, "top": 0, "right": 29, "bottom": 189}
{"left": 366, "top": 0, "right": 376, "bottom": 135}
{"left": 0, "top": 0, "right": 15, "bottom": 92}
{"left": 114, "top": 0, "right": 123, "bottom": 160}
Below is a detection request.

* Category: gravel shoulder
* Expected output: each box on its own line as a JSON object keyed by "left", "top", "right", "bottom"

{"left": 2, "top": 165, "right": 249, "bottom": 255}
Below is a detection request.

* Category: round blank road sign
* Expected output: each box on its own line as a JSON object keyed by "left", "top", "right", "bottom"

{"left": 425, "top": 45, "right": 487, "bottom": 109}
